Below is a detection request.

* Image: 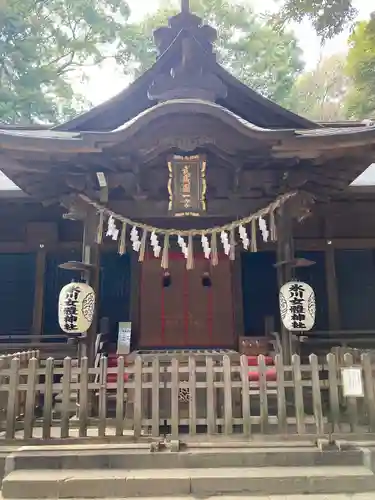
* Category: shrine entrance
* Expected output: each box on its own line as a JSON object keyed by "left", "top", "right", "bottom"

{"left": 139, "top": 253, "right": 235, "bottom": 349}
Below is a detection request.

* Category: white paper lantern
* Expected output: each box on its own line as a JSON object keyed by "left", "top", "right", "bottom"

{"left": 58, "top": 282, "right": 96, "bottom": 334}
{"left": 279, "top": 281, "right": 316, "bottom": 332}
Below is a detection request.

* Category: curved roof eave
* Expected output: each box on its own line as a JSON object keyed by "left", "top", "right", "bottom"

{"left": 1, "top": 99, "right": 375, "bottom": 154}
{"left": 213, "top": 65, "right": 319, "bottom": 130}
{"left": 80, "top": 99, "right": 296, "bottom": 146}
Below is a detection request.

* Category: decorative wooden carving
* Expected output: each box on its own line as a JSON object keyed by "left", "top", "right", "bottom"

{"left": 145, "top": 136, "right": 216, "bottom": 152}
{"left": 148, "top": 3, "right": 226, "bottom": 102}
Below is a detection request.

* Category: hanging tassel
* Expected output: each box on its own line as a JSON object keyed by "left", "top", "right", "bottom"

{"left": 186, "top": 234, "right": 194, "bottom": 270}
{"left": 118, "top": 221, "right": 127, "bottom": 255}
{"left": 229, "top": 228, "right": 236, "bottom": 261}
{"left": 251, "top": 219, "right": 257, "bottom": 252}
{"left": 138, "top": 228, "right": 148, "bottom": 262}
{"left": 96, "top": 211, "right": 104, "bottom": 244}
{"left": 270, "top": 208, "right": 277, "bottom": 241}
{"left": 211, "top": 232, "right": 218, "bottom": 266}
{"left": 161, "top": 234, "right": 170, "bottom": 269}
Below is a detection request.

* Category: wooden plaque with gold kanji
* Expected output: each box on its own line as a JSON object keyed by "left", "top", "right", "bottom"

{"left": 167, "top": 154, "right": 206, "bottom": 216}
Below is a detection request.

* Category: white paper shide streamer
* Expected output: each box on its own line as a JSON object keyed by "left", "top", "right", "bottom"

{"left": 106, "top": 215, "right": 119, "bottom": 241}
{"left": 201, "top": 234, "right": 211, "bottom": 259}
{"left": 82, "top": 191, "right": 296, "bottom": 264}
{"left": 150, "top": 231, "right": 161, "bottom": 258}
{"left": 130, "top": 226, "right": 141, "bottom": 252}
{"left": 259, "top": 216, "right": 269, "bottom": 242}
{"left": 220, "top": 231, "right": 230, "bottom": 256}
{"left": 177, "top": 235, "right": 188, "bottom": 259}
{"left": 238, "top": 225, "right": 249, "bottom": 250}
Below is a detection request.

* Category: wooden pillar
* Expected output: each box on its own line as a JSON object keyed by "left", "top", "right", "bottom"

{"left": 276, "top": 205, "right": 294, "bottom": 364}
{"left": 80, "top": 209, "right": 100, "bottom": 365}
{"left": 231, "top": 248, "right": 244, "bottom": 346}
{"left": 31, "top": 247, "right": 46, "bottom": 337}
{"left": 129, "top": 252, "right": 141, "bottom": 352}
{"left": 324, "top": 214, "right": 340, "bottom": 330}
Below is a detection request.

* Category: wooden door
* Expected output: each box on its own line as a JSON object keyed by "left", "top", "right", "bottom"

{"left": 139, "top": 253, "right": 234, "bottom": 348}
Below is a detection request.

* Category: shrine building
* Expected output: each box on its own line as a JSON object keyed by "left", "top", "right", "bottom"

{"left": 1, "top": 2, "right": 375, "bottom": 362}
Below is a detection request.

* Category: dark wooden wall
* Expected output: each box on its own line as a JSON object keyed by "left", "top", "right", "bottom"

{"left": 0, "top": 252, "right": 36, "bottom": 335}
{"left": 0, "top": 194, "right": 375, "bottom": 337}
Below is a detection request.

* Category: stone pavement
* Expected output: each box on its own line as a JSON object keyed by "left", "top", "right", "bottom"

{"left": 0, "top": 496, "right": 372, "bottom": 500}
{"left": 45, "top": 496, "right": 375, "bottom": 500}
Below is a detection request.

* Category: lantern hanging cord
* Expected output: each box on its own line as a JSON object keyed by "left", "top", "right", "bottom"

{"left": 78, "top": 192, "right": 297, "bottom": 237}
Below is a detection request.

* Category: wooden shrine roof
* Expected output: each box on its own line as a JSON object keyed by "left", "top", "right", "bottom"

{"left": 0, "top": 4, "right": 375, "bottom": 212}
{"left": 54, "top": 52, "right": 315, "bottom": 133}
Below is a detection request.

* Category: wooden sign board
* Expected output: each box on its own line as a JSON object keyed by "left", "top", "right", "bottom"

{"left": 168, "top": 154, "right": 206, "bottom": 216}
{"left": 117, "top": 322, "right": 132, "bottom": 355}
{"left": 341, "top": 367, "right": 364, "bottom": 398}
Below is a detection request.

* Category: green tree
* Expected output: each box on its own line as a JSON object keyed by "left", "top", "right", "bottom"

{"left": 0, "top": 0, "right": 131, "bottom": 124}
{"left": 274, "top": 0, "right": 358, "bottom": 41}
{"left": 290, "top": 54, "right": 351, "bottom": 121}
{"left": 345, "top": 16, "right": 375, "bottom": 119}
{"left": 122, "top": 0, "right": 304, "bottom": 107}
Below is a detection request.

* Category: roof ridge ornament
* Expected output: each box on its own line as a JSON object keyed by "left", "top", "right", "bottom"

{"left": 149, "top": 2, "right": 227, "bottom": 102}
{"left": 181, "top": 0, "right": 190, "bottom": 13}
{"left": 153, "top": 2, "right": 216, "bottom": 56}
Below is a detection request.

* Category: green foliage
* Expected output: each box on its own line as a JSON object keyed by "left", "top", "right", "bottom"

{"left": 345, "top": 17, "right": 375, "bottom": 119}
{"left": 289, "top": 54, "right": 351, "bottom": 121}
{"left": 274, "top": 0, "right": 358, "bottom": 41}
{"left": 0, "top": 0, "right": 131, "bottom": 124}
{"left": 123, "top": 0, "right": 304, "bottom": 107}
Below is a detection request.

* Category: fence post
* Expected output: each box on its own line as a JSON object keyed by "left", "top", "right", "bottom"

{"left": 206, "top": 356, "right": 216, "bottom": 435}
{"left": 6, "top": 357, "right": 20, "bottom": 439}
{"left": 98, "top": 356, "right": 108, "bottom": 437}
{"left": 309, "top": 354, "right": 324, "bottom": 436}
{"left": 133, "top": 356, "right": 143, "bottom": 439}
{"left": 275, "top": 354, "right": 287, "bottom": 434}
{"left": 188, "top": 356, "right": 197, "bottom": 436}
{"left": 42, "top": 358, "right": 54, "bottom": 439}
{"left": 223, "top": 355, "right": 233, "bottom": 435}
{"left": 0, "top": 356, "right": 6, "bottom": 429}
{"left": 115, "top": 356, "right": 125, "bottom": 437}
{"left": 361, "top": 352, "right": 375, "bottom": 432}
{"left": 171, "top": 358, "right": 179, "bottom": 440}
{"left": 327, "top": 353, "right": 341, "bottom": 433}
{"left": 258, "top": 355, "right": 269, "bottom": 434}
{"left": 24, "top": 357, "right": 38, "bottom": 439}
{"left": 61, "top": 357, "right": 72, "bottom": 439}
{"left": 151, "top": 357, "right": 160, "bottom": 438}
{"left": 79, "top": 357, "right": 89, "bottom": 438}
{"left": 292, "top": 354, "right": 305, "bottom": 435}
{"left": 240, "top": 355, "right": 251, "bottom": 437}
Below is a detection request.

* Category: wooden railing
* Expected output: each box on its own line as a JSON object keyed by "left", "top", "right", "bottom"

{"left": 299, "top": 330, "right": 375, "bottom": 352}
{"left": 0, "top": 352, "right": 375, "bottom": 442}
{"left": 0, "top": 334, "right": 75, "bottom": 359}
{"left": 0, "top": 350, "right": 40, "bottom": 427}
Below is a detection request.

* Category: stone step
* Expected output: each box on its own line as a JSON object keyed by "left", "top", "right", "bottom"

{"left": 2, "top": 497, "right": 374, "bottom": 500}
{"left": 2, "top": 466, "right": 375, "bottom": 498}
{"left": 5, "top": 446, "right": 364, "bottom": 472}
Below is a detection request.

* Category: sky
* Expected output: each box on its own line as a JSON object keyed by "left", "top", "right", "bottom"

{"left": 81, "top": 0, "right": 374, "bottom": 105}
